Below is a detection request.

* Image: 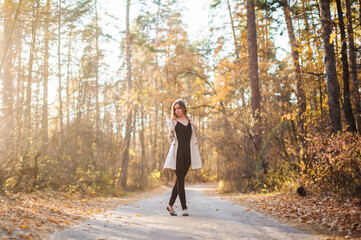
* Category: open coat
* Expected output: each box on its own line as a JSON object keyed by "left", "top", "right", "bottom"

{"left": 163, "top": 118, "right": 202, "bottom": 172}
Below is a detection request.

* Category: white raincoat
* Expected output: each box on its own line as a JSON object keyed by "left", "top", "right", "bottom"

{"left": 163, "top": 118, "right": 202, "bottom": 172}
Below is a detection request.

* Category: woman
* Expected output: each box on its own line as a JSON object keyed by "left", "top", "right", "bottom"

{"left": 163, "top": 99, "right": 202, "bottom": 216}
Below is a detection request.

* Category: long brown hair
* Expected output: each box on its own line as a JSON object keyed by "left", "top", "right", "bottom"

{"left": 171, "top": 99, "right": 188, "bottom": 119}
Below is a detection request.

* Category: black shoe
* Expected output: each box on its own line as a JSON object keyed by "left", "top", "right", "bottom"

{"left": 182, "top": 211, "right": 189, "bottom": 216}
{"left": 167, "top": 206, "right": 177, "bottom": 216}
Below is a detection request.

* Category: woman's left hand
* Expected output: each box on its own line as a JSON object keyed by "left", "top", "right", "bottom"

{"left": 187, "top": 116, "right": 197, "bottom": 129}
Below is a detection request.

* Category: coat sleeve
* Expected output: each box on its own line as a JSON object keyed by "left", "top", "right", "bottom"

{"left": 166, "top": 118, "right": 175, "bottom": 144}
{"left": 167, "top": 131, "right": 175, "bottom": 144}
{"left": 193, "top": 126, "right": 199, "bottom": 138}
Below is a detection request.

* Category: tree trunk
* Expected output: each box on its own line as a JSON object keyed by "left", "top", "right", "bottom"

{"left": 1, "top": 0, "right": 22, "bottom": 71}
{"left": 282, "top": 0, "right": 306, "bottom": 134}
{"left": 2, "top": 0, "right": 22, "bottom": 147}
{"left": 359, "top": 0, "right": 361, "bottom": 28}
{"left": 25, "top": 0, "right": 40, "bottom": 147}
{"left": 2, "top": 0, "right": 14, "bottom": 135}
{"left": 154, "top": 0, "right": 162, "bottom": 171}
{"left": 119, "top": 0, "right": 133, "bottom": 190}
{"left": 301, "top": 0, "right": 319, "bottom": 117}
{"left": 42, "top": 0, "right": 50, "bottom": 151}
{"left": 154, "top": 101, "right": 158, "bottom": 171}
{"left": 66, "top": 30, "right": 72, "bottom": 144}
{"left": 140, "top": 106, "right": 146, "bottom": 187}
{"left": 335, "top": 0, "right": 357, "bottom": 132}
{"left": 94, "top": 0, "right": 101, "bottom": 173}
{"left": 246, "top": 0, "right": 262, "bottom": 168}
{"left": 301, "top": 0, "right": 313, "bottom": 62}
{"left": 119, "top": 107, "right": 133, "bottom": 189}
{"left": 319, "top": 0, "right": 342, "bottom": 133}
{"left": 16, "top": 34, "right": 23, "bottom": 122}
{"left": 226, "top": 0, "right": 240, "bottom": 63}
{"left": 95, "top": 0, "right": 100, "bottom": 132}
{"left": 227, "top": 0, "right": 246, "bottom": 106}
{"left": 346, "top": 0, "right": 361, "bottom": 133}
{"left": 57, "top": 1, "right": 64, "bottom": 146}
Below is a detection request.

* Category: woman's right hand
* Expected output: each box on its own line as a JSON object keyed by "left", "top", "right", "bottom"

{"left": 170, "top": 118, "right": 177, "bottom": 133}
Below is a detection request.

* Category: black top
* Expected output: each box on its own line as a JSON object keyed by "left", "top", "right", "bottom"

{"left": 175, "top": 120, "right": 192, "bottom": 155}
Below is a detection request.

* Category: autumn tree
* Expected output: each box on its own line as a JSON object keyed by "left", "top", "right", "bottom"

{"left": 119, "top": 0, "right": 133, "bottom": 190}
{"left": 335, "top": 0, "right": 356, "bottom": 132}
{"left": 281, "top": 0, "right": 306, "bottom": 133}
{"left": 319, "top": 0, "right": 342, "bottom": 133}
{"left": 246, "top": 0, "right": 262, "bottom": 169}
{"left": 345, "top": 0, "right": 361, "bottom": 133}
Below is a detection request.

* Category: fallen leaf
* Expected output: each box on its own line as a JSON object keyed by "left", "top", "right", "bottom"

{"left": 23, "top": 235, "right": 34, "bottom": 240}
{"left": 50, "top": 217, "right": 59, "bottom": 224}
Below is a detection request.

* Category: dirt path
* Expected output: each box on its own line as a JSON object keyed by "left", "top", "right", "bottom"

{"left": 49, "top": 183, "right": 318, "bottom": 240}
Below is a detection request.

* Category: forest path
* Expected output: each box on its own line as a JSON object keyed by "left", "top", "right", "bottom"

{"left": 50, "top": 183, "right": 317, "bottom": 240}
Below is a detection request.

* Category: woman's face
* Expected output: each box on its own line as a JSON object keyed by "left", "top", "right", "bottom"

{"left": 174, "top": 104, "right": 184, "bottom": 117}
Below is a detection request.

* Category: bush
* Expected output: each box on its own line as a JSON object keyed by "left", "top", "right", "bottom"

{"left": 218, "top": 180, "right": 233, "bottom": 193}
{"left": 303, "top": 132, "right": 361, "bottom": 197}
{"left": 261, "top": 161, "right": 298, "bottom": 192}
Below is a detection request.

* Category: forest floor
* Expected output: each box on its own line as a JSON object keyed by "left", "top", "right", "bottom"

{"left": 0, "top": 186, "right": 168, "bottom": 240}
{"left": 1, "top": 183, "right": 360, "bottom": 239}
{"left": 203, "top": 187, "right": 361, "bottom": 240}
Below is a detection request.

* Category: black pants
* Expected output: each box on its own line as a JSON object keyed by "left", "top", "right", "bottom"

{"left": 168, "top": 150, "right": 191, "bottom": 210}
